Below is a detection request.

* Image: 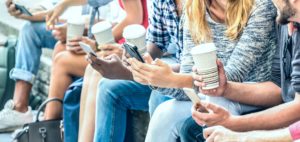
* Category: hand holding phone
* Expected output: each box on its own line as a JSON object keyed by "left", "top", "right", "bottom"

{"left": 122, "top": 42, "right": 144, "bottom": 63}
{"left": 14, "top": 4, "right": 32, "bottom": 16}
{"left": 79, "top": 42, "right": 97, "bottom": 57}
{"left": 183, "top": 88, "right": 208, "bottom": 113}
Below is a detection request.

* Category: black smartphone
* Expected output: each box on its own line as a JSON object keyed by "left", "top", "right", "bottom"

{"left": 15, "top": 4, "right": 33, "bottom": 16}
{"left": 122, "top": 42, "right": 144, "bottom": 63}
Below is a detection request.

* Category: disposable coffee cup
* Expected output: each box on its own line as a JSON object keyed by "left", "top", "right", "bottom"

{"left": 92, "top": 21, "right": 115, "bottom": 47}
{"left": 123, "top": 24, "right": 146, "bottom": 54}
{"left": 67, "top": 17, "right": 85, "bottom": 45}
{"left": 191, "top": 43, "right": 219, "bottom": 90}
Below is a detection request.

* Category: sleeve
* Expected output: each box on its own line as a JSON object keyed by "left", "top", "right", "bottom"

{"left": 291, "top": 30, "right": 300, "bottom": 93}
{"left": 289, "top": 120, "right": 300, "bottom": 141}
{"left": 223, "top": 1, "right": 277, "bottom": 82}
{"left": 146, "top": 0, "right": 169, "bottom": 53}
{"left": 154, "top": 23, "right": 196, "bottom": 101}
{"left": 271, "top": 25, "right": 282, "bottom": 87}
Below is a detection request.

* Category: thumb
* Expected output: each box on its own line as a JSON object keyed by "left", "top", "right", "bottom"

{"left": 203, "top": 126, "right": 216, "bottom": 139}
{"left": 217, "top": 59, "right": 225, "bottom": 76}
{"left": 143, "top": 53, "right": 153, "bottom": 64}
{"left": 153, "top": 59, "right": 166, "bottom": 66}
{"left": 201, "top": 101, "right": 220, "bottom": 113}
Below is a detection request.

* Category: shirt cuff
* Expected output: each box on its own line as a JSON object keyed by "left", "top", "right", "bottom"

{"left": 289, "top": 121, "right": 300, "bottom": 141}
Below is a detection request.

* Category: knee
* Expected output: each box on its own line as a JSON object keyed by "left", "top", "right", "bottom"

{"left": 53, "top": 51, "right": 70, "bottom": 67}
{"left": 52, "top": 42, "right": 66, "bottom": 58}
{"left": 21, "top": 22, "right": 44, "bottom": 35}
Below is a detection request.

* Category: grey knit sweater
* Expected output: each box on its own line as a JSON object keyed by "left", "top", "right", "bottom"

{"left": 158, "top": 0, "right": 278, "bottom": 100}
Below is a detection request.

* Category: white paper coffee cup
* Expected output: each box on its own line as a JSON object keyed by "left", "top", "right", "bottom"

{"left": 92, "top": 21, "right": 115, "bottom": 46}
{"left": 67, "top": 17, "right": 85, "bottom": 44}
{"left": 123, "top": 24, "right": 146, "bottom": 54}
{"left": 191, "top": 43, "right": 219, "bottom": 90}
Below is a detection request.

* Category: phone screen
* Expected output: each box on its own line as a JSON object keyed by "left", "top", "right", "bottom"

{"left": 183, "top": 88, "right": 208, "bottom": 113}
{"left": 122, "top": 42, "right": 144, "bottom": 63}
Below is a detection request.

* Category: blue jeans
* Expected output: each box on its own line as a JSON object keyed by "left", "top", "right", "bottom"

{"left": 148, "top": 91, "right": 172, "bottom": 117}
{"left": 10, "top": 22, "right": 57, "bottom": 84}
{"left": 94, "top": 78, "right": 152, "bottom": 142}
{"left": 146, "top": 96, "right": 262, "bottom": 142}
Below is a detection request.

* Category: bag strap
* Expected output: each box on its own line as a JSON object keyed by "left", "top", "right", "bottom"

{"left": 36, "top": 98, "right": 63, "bottom": 122}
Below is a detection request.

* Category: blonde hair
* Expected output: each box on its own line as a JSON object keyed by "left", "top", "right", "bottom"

{"left": 185, "top": 0, "right": 254, "bottom": 43}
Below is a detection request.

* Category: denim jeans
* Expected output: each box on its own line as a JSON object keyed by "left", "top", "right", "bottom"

{"left": 10, "top": 22, "right": 57, "bottom": 84}
{"left": 148, "top": 91, "right": 172, "bottom": 117}
{"left": 146, "top": 95, "right": 262, "bottom": 142}
{"left": 94, "top": 78, "right": 152, "bottom": 142}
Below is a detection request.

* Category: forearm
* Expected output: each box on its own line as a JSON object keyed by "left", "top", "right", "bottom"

{"left": 224, "top": 81, "right": 282, "bottom": 107}
{"left": 20, "top": 11, "right": 47, "bottom": 21}
{"left": 226, "top": 96, "right": 300, "bottom": 131}
{"left": 241, "top": 128, "right": 292, "bottom": 142}
{"left": 62, "top": 0, "right": 87, "bottom": 6}
{"left": 169, "top": 73, "right": 193, "bottom": 88}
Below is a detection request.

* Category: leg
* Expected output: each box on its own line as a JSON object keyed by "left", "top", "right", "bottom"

{"left": 10, "top": 22, "right": 57, "bottom": 112}
{"left": 78, "top": 65, "right": 102, "bottom": 142}
{"left": 145, "top": 100, "right": 193, "bottom": 142}
{"left": 52, "top": 41, "right": 67, "bottom": 58}
{"left": 148, "top": 90, "right": 172, "bottom": 117}
{"left": 44, "top": 51, "right": 88, "bottom": 120}
{"left": 0, "top": 22, "right": 56, "bottom": 131}
{"left": 94, "top": 79, "right": 152, "bottom": 142}
{"left": 178, "top": 117, "right": 206, "bottom": 142}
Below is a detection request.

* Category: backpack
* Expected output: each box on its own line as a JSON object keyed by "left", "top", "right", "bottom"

{"left": 0, "top": 36, "right": 17, "bottom": 109}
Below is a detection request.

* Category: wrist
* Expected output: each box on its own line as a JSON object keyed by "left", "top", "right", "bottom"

{"left": 222, "top": 115, "right": 239, "bottom": 130}
{"left": 223, "top": 81, "right": 231, "bottom": 97}
{"left": 171, "top": 73, "right": 193, "bottom": 88}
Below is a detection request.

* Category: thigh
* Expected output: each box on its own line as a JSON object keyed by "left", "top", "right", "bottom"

{"left": 146, "top": 99, "right": 193, "bottom": 142}
{"left": 97, "top": 78, "right": 152, "bottom": 111}
{"left": 148, "top": 91, "right": 172, "bottom": 117}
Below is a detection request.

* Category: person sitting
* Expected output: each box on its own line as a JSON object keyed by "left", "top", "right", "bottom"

{"left": 0, "top": 0, "right": 61, "bottom": 132}
{"left": 182, "top": 1, "right": 300, "bottom": 141}
{"left": 128, "top": 0, "right": 277, "bottom": 141}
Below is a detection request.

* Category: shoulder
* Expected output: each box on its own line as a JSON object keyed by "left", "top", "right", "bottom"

{"left": 251, "top": 0, "right": 276, "bottom": 15}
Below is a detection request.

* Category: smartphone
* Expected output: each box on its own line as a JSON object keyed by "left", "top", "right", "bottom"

{"left": 122, "top": 42, "right": 144, "bottom": 63}
{"left": 14, "top": 4, "right": 32, "bottom": 16}
{"left": 79, "top": 42, "right": 98, "bottom": 57}
{"left": 183, "top": 88, "right": 209, "bottom": 113}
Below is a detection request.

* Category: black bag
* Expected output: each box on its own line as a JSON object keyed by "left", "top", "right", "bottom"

{"left": 13, "top": 98, "right": 64, "bottom": 142}
{"left": 0, "top": 36, "right": 17, "bottom": 109}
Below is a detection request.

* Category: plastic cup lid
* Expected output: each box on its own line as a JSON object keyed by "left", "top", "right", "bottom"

{"left": 91, "top": 21, "right": 112, "bottom": 34}
{"left": 123, "top": 24, "right": 146, "bottom": 39}
{"left": 191, "top": 43, "right": 216, "bottom": 55}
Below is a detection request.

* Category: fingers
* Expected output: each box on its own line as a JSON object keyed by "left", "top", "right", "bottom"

{"left": 202, "top": 101, "right": 222, "bottom": 113}
{"left": 153, "top": 58, "right": 166, "bottom": 66}
{"left": 5, "top": 0, "right": 13, "bottom": 8}
{"left": 128, "top": 58, "right": 153, "bottom": 72}
{"left": 203, "top": 126, "right": 216, "bottom": 139}
{"left": 216, "top": 59, "right": 225, "bottom": 76}
{"left": 143, "top": 53, "right": 153, "bottom": 64}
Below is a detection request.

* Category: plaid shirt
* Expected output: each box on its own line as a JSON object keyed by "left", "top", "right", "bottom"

{"left": 146, "top": 0, "right": 183, "bottom": 61}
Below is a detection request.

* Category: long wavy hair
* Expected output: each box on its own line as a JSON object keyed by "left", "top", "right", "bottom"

{"left": 185, "top": 0, "right": 254, "bottom": 43}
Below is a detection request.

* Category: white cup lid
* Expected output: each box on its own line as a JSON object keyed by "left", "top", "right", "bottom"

{"left": 123, "top": 24, "right": 146, "bottom": 39}
{"left": 191, "top": 43, "right": 216, "bottom": 54}
{"left": 67, "top": 17, "right": 85, "bottom": 25}
{"left": 91, "top": 21, "right": 112, "bottom": 34}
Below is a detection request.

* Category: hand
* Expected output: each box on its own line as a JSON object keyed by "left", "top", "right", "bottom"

{"left": 46, "top": 1, "right": 68, "bottom": 30}
{"left": 193, "top": 60, "right": 228, "bottom": 96}
{"left": 127, "top": 54, "right": 176, "bottom": 88}
{"left": 6, "top": 0, "right": 31, "bottom": 20}
{"left": 87, "top": 54, "right": 132, "bottom": 80}
{"left": 52, "top": 23, "right": 67, "bottom": 43}
{"left": 191, "top": 101, "right": 231, "bottom": 127}
{"left": 66, "top": 37, "right": 96, "bottom": 54}
{"left": 204, "top": 126, "right": 242, "bottom": 142}
{"left": 98, "top": 44, "right": 123, "bottom": 58}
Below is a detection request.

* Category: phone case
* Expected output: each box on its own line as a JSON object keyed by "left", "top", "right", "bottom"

{"left": 15, "top": 4, "right": 32, "bottom": 16}
{"left": 122, "top": 42, "right": 144, "bottom": 63}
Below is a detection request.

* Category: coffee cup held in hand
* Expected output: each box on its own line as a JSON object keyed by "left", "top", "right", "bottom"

{"left": 92, "top": 21, "right": 115, "bottom": 47}
{"left": 123, "top": 24, "right": 146, "bottom": 54}
{"left": 67, "top": 17, "right": 85, "bottom": 46}
{"left": 191, "top": 43, "right": 219, "bottom": 90}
